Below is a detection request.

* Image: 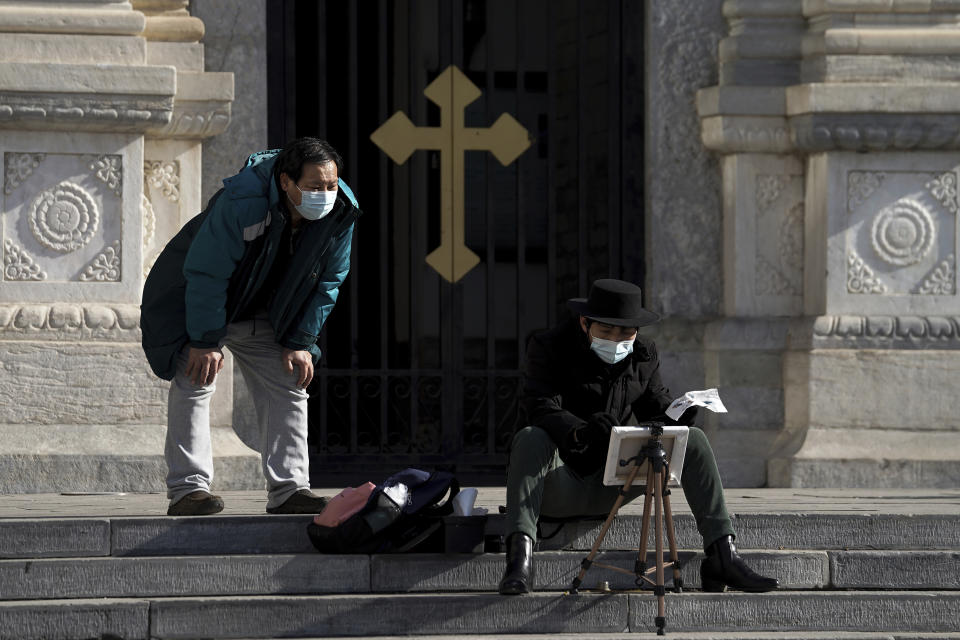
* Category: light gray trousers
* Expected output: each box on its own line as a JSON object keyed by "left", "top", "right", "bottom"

{"left": 166, "top": 317, "right": 310, "bottom": 509}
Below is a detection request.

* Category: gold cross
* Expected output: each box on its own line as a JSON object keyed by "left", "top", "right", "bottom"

{"left": 370, "top": 65, "right": 531, "bottom": 283}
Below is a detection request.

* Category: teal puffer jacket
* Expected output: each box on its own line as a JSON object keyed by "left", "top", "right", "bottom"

{"left": 140, "top": 149, "right": 360, "bottom": 380}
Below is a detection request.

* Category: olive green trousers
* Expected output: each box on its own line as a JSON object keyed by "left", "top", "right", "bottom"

{"left": 504, "top": 426, "right": 736, "bottom": 549}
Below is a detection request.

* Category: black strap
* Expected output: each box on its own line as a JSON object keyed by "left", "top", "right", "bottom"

{"left": 417, "top": 475, "right": 461, "bottom": 517}
{"left": 423, "top": 477, "right": 461, "bottom": 517}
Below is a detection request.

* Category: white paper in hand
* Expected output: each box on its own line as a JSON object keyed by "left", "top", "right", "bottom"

{"left": 665, "top": 388, "right": 728, "bottom": 421}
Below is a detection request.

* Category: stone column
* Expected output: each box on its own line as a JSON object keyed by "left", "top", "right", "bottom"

{"left": 699, "top": 0, "right": 960, "bottom": 487}
{"left": 0, "top": 0, "right": 259, "bottom": 492}
{"left": 694, "top": 0, "right": 806, "bottom": 487}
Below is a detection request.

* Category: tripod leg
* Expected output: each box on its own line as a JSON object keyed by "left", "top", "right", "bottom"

{"left": 654, "top": 467, "right": 667, "bottom": 636}
{"left": 635, "top": 464, "right": 654, "bottom": 580}
{"left": 570, "top": 463, "right": 641, "bottom": 593}
{"left": 662, "top": 471, "right": 683, "bottom": 593}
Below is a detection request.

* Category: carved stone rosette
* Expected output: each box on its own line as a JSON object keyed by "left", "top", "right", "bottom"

{"left": 28, "top": 181, "right": 100, "bottom": 253}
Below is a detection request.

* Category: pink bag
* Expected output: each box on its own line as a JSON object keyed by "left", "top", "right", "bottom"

{"left": 313, "top": 482, "right": 377, "bottom": 527}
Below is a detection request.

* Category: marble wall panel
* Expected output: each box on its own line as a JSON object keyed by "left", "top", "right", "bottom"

{"left": 807, "top": 151, "right": 960, "bottom": 315}
{"left": 142, "top": 140, "right": 202, "bottom": 271}
{"left": 0, "top": 132, "right": 142, "bottom": 303}
{"left": 723, "top": 154, "right": 805, "bottom": 316}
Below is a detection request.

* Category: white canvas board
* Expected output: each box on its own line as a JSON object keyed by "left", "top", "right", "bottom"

{"left": 601, "top": 425, "right": 689, "bottom": 487}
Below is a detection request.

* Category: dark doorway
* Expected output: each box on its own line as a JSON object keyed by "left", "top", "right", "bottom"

{"left": 266, "top": 0, "right": 645, "bottom": 485}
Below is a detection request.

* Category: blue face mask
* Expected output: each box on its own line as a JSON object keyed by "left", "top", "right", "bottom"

{"left": 590, "top": 336, "right": 634, "bottom": 364}
{"left": 293, "top": 184, "right": 337, "bottom": 220}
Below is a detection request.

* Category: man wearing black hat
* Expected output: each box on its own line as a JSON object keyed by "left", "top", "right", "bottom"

{"left": 498, "top": 279, "right": 779, "bottom": 595}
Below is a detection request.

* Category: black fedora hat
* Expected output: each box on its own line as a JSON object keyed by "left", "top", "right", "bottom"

{"left": 567, "top": 279, "right": 660, "bottom": 327}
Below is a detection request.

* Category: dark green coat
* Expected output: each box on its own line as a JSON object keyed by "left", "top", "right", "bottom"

{"left": 141, "top": 150, "right": 360, "bottom": 380}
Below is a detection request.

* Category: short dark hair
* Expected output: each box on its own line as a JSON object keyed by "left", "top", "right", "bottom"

{"left": 273, "top": 137, "right": 343, "bottom": 184}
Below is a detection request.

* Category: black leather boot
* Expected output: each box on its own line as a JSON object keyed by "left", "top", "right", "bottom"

{"left": 498, "top": 532, "right": 534, "bottom": 595}
{"left": 701, "top": 535, "right": 779, "bottom": 592}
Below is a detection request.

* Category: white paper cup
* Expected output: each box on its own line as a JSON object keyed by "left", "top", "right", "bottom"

{"left": 453, "top": 487, "right": 478, "bottom": 516}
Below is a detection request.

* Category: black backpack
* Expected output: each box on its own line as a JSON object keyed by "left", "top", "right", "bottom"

{"left": 307, "top": 468, "right": 460, "bottom": 554}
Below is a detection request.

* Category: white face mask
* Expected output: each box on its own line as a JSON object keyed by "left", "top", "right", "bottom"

{"left": 590, "top": 336, "right": 634, "bottom": 364}
{"left": 293, "top": 184, "right": 337, "bottom": 220}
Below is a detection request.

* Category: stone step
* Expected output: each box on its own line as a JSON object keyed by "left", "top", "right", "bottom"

{"left": 0, "top": 550, "right": 845, "bottom": 600}
{"left": 0, "top": 598, "right": 148, "bottom": 640}
{"left": 2, "top": 592, "right": 958, "bottom": 639}
{"left": 238, "top": 635, "right": 960, "bottom": 640}
{"left": 2, "top": 550, "right": 958, "bottom": 600}
{"left": 2, "top": 511, "right": 958, "bottom": 559}
{"left": 533, "top": 512, "right": 960, "bottom": 553}
{"left": 133, "top": 592, "right": 960, "bottom": 637}
{"left": 373, "top": 549, "right": 960, "bottom": 592}
{"left": 0, "top": 554, "right": 366, "bottom": 601}
{"left": 373, "top": 549, "right": 829, "bottom": 592}
{"left": 830, "top": 551, "right": 960, "bottom": 590}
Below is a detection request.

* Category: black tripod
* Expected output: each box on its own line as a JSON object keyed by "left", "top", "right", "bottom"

{"left": 569, "top": 423, "right": 683, "bottom": 636}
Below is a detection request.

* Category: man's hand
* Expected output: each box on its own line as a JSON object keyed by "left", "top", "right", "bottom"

{"left": 587, "top": 411, "right": 618, "bottom": 435}
{"left": 567, "top": 424, "right": 591, "bottom": 453}
{"left": 185, "top": 346, "right": 224, "bottom": 386}
{"left": 282, "top": 348, "right": 313, "bottom": 389}
{"left": 677, "top": 406, "right": 700, "bottom": 426}
{"left": 567, "top": 412, "right": 618, "bottom": 453}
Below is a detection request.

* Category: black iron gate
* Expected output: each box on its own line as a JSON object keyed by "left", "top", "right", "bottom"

{"left": 266, "top": 0, "right": 645, "bottom": 484}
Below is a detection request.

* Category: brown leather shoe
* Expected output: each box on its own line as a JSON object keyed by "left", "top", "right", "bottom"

{"left": 167, "top": 490, "right": 224, "bottom": 516}
{"left": 266, "top": 489, "right": 330, "bottom": 514}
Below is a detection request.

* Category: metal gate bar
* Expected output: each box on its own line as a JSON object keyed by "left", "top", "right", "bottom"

{"left": 259, "top": 0, "right": 642, "bottom": 481}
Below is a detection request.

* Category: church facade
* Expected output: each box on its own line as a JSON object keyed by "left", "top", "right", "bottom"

{"left": 0, "top": 0, "right": 956, "bottom": 491}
